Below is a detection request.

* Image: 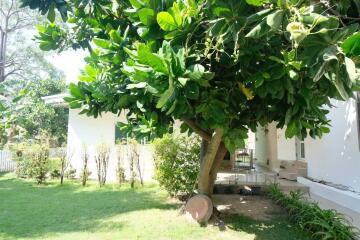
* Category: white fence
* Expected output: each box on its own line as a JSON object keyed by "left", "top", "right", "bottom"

{"left": 0, "top": 150, "right": 16, "bottom": 172}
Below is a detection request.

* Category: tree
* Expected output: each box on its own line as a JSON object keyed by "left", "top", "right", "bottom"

{"left": 22, "top": 0, "right": 360, "bottom": 198}
{"left": 0, "top": 0, "right": 68, "bottom": 147}
{"left": 0, "top": 0, "right": 34, "bottom": 82}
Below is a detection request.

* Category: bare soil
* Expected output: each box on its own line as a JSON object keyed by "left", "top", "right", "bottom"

{"left": 213, "top": 194, "right": 286, "bottom": 221}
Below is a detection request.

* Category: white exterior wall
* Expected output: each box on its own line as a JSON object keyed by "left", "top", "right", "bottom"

{"left": 276, "top": 128, "right": 296, "bottom": 161}
{"left": 304, "top": 99, "right": 360, "bottom": 192}
{"left": 67, "top": 109, "right": 155, "bottom": 182}
{"left": 255, "top": 126, "right": 268, "bottom": 167}
{"left": 67, "top": 109, "right": 117, "bottom": 181}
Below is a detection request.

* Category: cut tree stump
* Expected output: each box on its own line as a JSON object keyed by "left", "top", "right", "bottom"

{"left": 185, "top": 194, "right": 213, "bottom": 223}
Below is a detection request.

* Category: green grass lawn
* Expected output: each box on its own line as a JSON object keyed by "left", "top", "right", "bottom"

{"left": 0, "top": 173, "right": 309, "bottom": 240}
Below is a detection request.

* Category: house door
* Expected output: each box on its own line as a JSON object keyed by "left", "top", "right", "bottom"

{"left": 296, "top": 138, "right": 305, "bottom": 160}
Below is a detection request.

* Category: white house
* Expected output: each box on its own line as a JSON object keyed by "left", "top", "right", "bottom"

{"left": 44, "top": 92, "right": 360, "bottom": 226}
{"left": 255, "top": 95, "right": 360, "bottom": 226}
{"left": 42, "top": 94, "right": 155, "bottom": 183}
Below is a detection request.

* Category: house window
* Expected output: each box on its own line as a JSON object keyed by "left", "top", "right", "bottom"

{"left": 296, "top": 138, "right": 305, "bottom": 160}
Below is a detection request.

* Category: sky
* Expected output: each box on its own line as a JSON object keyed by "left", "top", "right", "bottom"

{"left": 47, "top": 50, "right": 87, "bottom": 84}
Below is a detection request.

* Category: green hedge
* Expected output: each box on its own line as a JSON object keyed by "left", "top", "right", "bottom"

{"left": 153, "top": 133, "right": 200, "bottom": 199}
{"left": 268, "top": 184, "right": 359, "bottom": 240}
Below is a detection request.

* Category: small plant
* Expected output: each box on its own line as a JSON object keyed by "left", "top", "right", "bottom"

{"left": 12, "top": 143, "right": 50, "bottom": 184}
{"left": 50, "top": 169, "right": 61, "bottom": 178}
{"left": 128, "top": 140, "right": 143, "bottom": 186}
{"left": 153, "top": 133, "right": 200, "bottom": 199}
{"left": 116, "top": 145, "right": 126, "bottom": 186}
{"left": 57, "top": 147, "right": 73, "bottom": 184}
{"left": 80, "top": 146, "right": 90, "bottom": 186}
{"left": 94, "top": 143, "right": 110, "bottom": 186}
{"left": 268, "top": 184, "right": 360, "bottom": 240}
{"left": 64, "top": 166, "right": 76, "bottom": 179}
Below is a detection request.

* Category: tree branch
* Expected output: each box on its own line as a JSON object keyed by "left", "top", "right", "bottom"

{"left": 183, "top": 119, "right": 212, "bottom": 141}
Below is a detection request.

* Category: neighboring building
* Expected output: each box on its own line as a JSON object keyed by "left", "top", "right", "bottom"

{"left": 255, "top": 96, "right": 360, "bottom": 225}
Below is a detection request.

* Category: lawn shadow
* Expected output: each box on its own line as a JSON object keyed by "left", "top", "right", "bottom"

{"left": 0, "top": 176, "right": 180, "bottom": 239}
{"left": 223, "top": 214, "right": 311, "bottom": 240}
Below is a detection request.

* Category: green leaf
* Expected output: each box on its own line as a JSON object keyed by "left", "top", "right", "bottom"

{"left": 245, "top": 21, "right": 269, "bottom": 38}
{"left": 184, "top": 82, "right": 199, "bottom": 99}
{"left": 255, "top": 77, "right": 265, "bottom": 88}
{"left": 320, "top": 126, "right": 330, "bottom": 133}
{"left": 246, "top": 0, "right": 270, "bottom": 6}
{"left": 129, "top": 0, "right": 143, "bottom": 8}
{"left": 47, "top": 3, "right": 56, "bottom": 22}
{"left": 138, "top": 8, "right": 155, "bottom": 26}
{"left": 137, "top": 44, "right": 169, "bottom": 74}
{"left": 156, "top": 82, "right": 175, "bottom": 108}
{"left": 342, "top": 32, "right": 360, "bottom": 56}
{"left": 39, "top": 42, "right": 53, "bottom": 51}
{"left": 93, "top": 38, "right": 111, "bottom": 49}
{"left": 266, "top": 10, "right": 284, "bottom": 31}
{"left": 285, "top": 121, "right": 298, "bottom": 138}
{"left": 85, "top": 64, "right": 97, "bottom": 78}
{"left": 109, "top": 30, "right": 123, "bottom": 44}
{"left": 126, "top": 82, "right": 147, "bottom": 89}
{"left": 329, "top": 70, "right": 349, "bottom": 100}
{"left": 69, "top": 101, "right": 82, "bottom": 109}
{"left": 178, "top": 77, "right": 189, "bottom": 86}
{"left": 187, "top": 64, "right": 205, "bottom": 80}
{"left": 344, "top": 57, "right": 357, "bottom": 83}
{"left": 168, "top": 3, "right": 182, "bottom": 26}
{"left": 69, "top": 83, "right": 84, "bottom": 99}
{"left": 212, "top": 6, "right": 232, "bottom": 17}
{"left": 157, "top": 12, "right": 177, "bottom": 31}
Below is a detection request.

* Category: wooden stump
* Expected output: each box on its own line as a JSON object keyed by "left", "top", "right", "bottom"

{"left": 185, "top": 194, "right": 213, "bottom": 223}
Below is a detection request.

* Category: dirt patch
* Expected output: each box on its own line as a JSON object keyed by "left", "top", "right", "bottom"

{"left": 213, "top": 194, "right": 286, "bottom": 221}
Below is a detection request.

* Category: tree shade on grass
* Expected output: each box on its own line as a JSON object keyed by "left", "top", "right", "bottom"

{"left": 0, "top": 173, "right": 310, "bottom": 240}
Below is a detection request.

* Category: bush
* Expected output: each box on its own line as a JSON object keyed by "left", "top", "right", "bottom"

{"left": 64, "top": 166, "right": 76, "bottom": 179}
{"left": 268, "top": 184, "right": 360, "bottom": 240}
{"left": 13, "top": 143, "right": 50, "bottom": 184}
{"left": 153, "top": 133, "right": 200, "bottom": 198}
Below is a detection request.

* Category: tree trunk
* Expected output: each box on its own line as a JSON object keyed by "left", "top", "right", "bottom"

{"left": 199, "top": 138, "right": 208, "bottom": 169}
{"left": 208, "top": 143, "right": 227, "bottom": 195}
{"left": 197, "top": 128, "right": 224, "bottom": 196}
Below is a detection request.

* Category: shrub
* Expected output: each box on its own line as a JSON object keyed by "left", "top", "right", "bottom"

{"left": 153, "top": 133, "right": 200, "bottom": 198}
{"left": 64, "top": 166, "right": 76, "bottom": 179}
{"left": 50, "top": 169, "right": 61, "bottom": 178}
{"left": 80, "top": 146, "right": 90, "bottom": 186}
{"left": 13, "top": 143, "right": 50, "bottom": 184}
{"left": 95, "top": 143, "right": 110, "bottom": 186}
{"left": 268, "top": 184, "right": 360, "bottom": 240}
{"left": 116, "top": 145, "right": 126, "bottom": 186}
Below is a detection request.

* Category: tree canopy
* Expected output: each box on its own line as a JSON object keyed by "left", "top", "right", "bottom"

{"left": 21, "top": 0, "right": 360, "bottom": 195}
{"left": 22, "top": 0, "right": 360, "bottom": 149}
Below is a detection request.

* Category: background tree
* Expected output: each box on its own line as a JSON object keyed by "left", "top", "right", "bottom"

{"left": 22, "top": 0, "right": 360, "bottom": 199}
{"left": 0, "top": 0, "right": 34, "bottom": 82}
{"left": 0, "top": 0, "right": 68, "bottom": 147}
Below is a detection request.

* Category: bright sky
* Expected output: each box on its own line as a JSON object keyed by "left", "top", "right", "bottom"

{"left": 47, "top": 50, "right": 87, "bottom": 84}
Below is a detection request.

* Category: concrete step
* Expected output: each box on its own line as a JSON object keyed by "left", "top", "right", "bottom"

{"left": 279, "top": 171, "right": 299, "bottom": 181}
{"left": 280, "top": 160, "right": 307, "bottom": 168}
{"left": 278, "top": 181, "right": 310, "bottom": 195}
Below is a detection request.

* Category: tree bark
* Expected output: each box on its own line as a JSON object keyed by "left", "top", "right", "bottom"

{"left": 199, "top": 138, "right": 208, "bottom": 169}
{"left": 208, "top": 143, "right": 227, "bottom": 195}
{"left": 197, "top": 128, "right": 224, "bottom": 196}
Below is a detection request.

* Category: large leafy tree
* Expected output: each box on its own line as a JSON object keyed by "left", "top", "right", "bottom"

{"left": 22, "top": 0, "right": 360, "bottom": 196}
